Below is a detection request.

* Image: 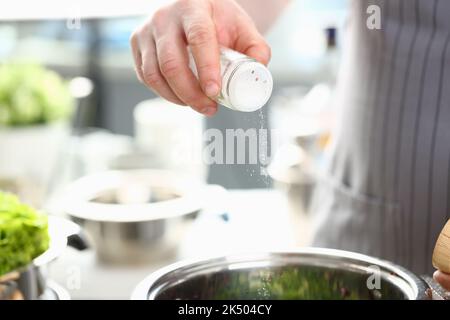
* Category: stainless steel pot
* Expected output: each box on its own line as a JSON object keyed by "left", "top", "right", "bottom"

{"left": 60, "top": 170, "right": 227, "bottom": 264}
{"left": 0, "top": 216, "right": 87, "bottom": 300}
{"left": 131, "top": 248, "right": 442, "bottom": 300}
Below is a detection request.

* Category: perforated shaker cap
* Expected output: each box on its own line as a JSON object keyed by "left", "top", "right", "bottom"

{"left": 227, "top": 61, "right": 273, "bottom": 112}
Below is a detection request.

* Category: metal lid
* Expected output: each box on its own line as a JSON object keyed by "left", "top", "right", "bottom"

{"left": 227, "top": 61, "right": 273, "bottom": 112}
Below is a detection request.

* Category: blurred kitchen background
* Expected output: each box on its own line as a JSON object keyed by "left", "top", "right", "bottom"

{"left": 0, "top": 0, "right": 347, "bottom": 299}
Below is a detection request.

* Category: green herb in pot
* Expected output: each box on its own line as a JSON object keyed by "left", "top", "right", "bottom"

{"left": 0, "top": 192, "right": 50, "bottom": 276}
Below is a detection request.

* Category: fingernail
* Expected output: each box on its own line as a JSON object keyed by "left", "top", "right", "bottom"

{"left": 204, "top": 82, "right": 220, "bottom": 98}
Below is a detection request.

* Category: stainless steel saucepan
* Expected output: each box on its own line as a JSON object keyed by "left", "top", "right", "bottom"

{"left": 131, "top": 248, "right": 447, "bottom": 300}
{"left": 0, "top": 216, "right": 88, "bottom": 300}
{"left": 59, "top": 169, "right": 228, "bottom": 264}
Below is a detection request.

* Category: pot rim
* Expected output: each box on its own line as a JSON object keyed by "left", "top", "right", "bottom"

{"left": 131, "top": 248, "right": 430, "bottom": 300}
{"left": 59, "top": 169, "right": 213, "bottom": 222}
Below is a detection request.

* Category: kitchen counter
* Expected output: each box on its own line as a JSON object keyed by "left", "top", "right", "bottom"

{"left": 49, "top": 189, "right": 312, "bottom": 299}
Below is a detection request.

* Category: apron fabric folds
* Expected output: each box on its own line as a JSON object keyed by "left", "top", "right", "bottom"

{"left": 312, "top": 0, "right": 450, "bottom": 275}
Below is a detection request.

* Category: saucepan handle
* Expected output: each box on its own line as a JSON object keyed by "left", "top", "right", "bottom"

{"left": 57, "top": 216, "right": 90, "bottom": 251}
{"left": 67, "top": 230, "right": 89, "bottom": 251}
{"left": 421, "top": 275, "right": 449, "bottom": 300}
{"left": 34, "top": 216, "right": 89, "bottom": 267}
{"left": 47, "top": 215, "right": 89, "bottom": 250}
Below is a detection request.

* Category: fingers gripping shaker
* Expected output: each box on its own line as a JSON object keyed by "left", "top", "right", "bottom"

{"left": 189, "top": 47, "right": 273, "bottom": 112}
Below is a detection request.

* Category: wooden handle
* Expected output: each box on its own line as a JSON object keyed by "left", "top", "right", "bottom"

{"left": 432, "top": 220, "right": 450, "bottom": 273}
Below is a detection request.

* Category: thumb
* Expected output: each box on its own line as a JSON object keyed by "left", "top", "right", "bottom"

{"left": 433, "top": 270, "right": 450, "bottom": 291}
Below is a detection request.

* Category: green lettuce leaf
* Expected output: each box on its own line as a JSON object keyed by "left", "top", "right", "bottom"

{"left": 0, "top": 63, "right": 74, "bottom": 126}
{"left": 0, "top": 192, "right": 50, "bottom": 276}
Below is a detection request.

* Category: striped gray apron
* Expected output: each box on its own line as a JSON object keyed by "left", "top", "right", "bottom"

{"left": 311, "top": 0, "right": 450, "bottom": 275}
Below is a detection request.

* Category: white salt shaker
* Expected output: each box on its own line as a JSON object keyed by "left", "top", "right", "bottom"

{"left": 189, "top": 47, "right": 273, "bottom": 112}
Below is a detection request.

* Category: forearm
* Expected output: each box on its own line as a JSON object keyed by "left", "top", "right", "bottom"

{"left": 236, "top": 0, "right": 290, "bottom": 34}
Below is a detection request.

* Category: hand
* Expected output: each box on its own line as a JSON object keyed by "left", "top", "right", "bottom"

{"left": 433, "top": 270, "right": 450, "bottom": 291}
{"left": 130, "top": 0, "right": 271, "bottom": 116}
